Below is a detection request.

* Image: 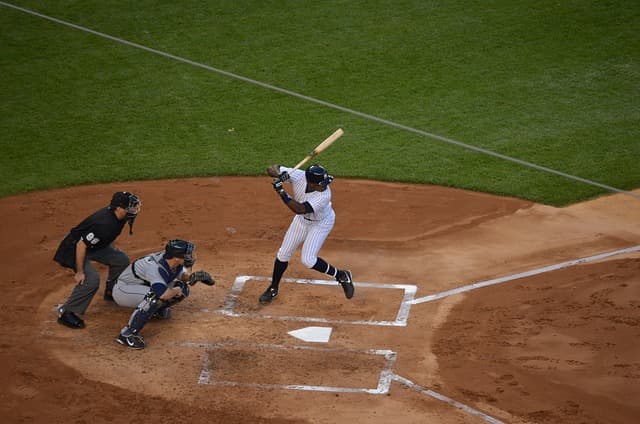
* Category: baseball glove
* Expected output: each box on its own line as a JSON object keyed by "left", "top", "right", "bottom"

{"left": 188, "top": 270, "right": 215, "bottom": 286}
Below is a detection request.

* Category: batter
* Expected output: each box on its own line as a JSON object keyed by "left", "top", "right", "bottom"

{"left": 259, "top": 164, "right": 354, "bottom": 304}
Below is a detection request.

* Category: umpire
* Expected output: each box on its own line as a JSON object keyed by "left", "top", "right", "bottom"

{"left": 54, "top": 191, "right": 141, "bottom": 329}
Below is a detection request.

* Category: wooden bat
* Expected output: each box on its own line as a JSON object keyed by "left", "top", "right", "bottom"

{"left": 292, "top": 128, "right": 344, "bottom": 171}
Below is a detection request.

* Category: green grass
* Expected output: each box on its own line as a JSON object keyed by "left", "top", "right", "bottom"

{"left": 1, "top": 0, "right": 638, "bottom": 205}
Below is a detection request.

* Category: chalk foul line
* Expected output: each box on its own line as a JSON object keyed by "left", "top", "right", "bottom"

{"left": 393, "top": 374, "right": 504, "bottom": 424}
{"left": 408, "top": 245, "right": 640, "bottom": 305}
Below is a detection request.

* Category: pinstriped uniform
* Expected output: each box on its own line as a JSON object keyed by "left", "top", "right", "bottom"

{"left": 276, "top": 166, "right": 335, "bottom": 268}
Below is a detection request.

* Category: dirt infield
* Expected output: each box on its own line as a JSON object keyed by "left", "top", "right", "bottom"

{"left": 1, "top": 177, "right": 638, "bottom": 423}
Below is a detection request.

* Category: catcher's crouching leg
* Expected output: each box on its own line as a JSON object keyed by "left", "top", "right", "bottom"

{"left": 117, "top": 292, "right": 163, "bottom": 349}
{"left": 124, "top": 292, "right": 163, "bottom": 336}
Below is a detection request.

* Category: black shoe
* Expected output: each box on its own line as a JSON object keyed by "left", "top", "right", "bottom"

{"left": 104, "top": 280, "right": 115, "bottom": 302}
{"left": 337, "top": 270, "right": 354, "bottom": 299}
{"left": 57, "top": 307, "right": 85, "bottom": 329}
{"left": 259, "top": 287, "right": 278, "bottom": 304}
{"left": 116, "top": 333, "right": 145, "bottom": 350}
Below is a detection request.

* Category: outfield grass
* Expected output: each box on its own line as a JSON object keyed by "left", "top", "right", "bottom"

{"left": 1, "top": 1, "right": 638, "bottom": 205}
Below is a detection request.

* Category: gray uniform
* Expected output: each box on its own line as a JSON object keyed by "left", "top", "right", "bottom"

{"left": 113, "top": 252, "right": 186, "bottom": 308}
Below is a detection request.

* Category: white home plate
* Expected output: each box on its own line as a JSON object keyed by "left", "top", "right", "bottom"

{"left": 288, "top": 326, "right": 333, "bottom": 343}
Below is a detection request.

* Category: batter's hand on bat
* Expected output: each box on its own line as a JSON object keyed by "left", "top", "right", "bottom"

{"left": 272, "top": 178, "right": 285, "bottom": 194}
{"left": 278, "top": 171, "right": 290, "bottom": 182}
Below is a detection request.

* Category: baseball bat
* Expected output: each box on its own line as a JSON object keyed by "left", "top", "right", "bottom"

{"left": 291, "top": 128, "right": 344, "bottom": 171}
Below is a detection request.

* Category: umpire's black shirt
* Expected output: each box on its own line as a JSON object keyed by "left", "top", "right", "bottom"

{"left": 53, "top": 207, "right": 126, "bottom": 270}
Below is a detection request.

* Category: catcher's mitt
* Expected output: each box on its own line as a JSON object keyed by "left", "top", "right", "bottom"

{"left": 188, "top": 270, "right": 215, "bottom": 286}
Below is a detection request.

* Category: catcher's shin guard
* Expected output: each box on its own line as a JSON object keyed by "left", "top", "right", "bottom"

{"left": 127, "top": 292, "right": 162, "bottom": 334}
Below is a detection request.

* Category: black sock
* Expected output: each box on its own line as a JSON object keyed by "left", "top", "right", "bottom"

{"left": 271, "top": 259, "right": 288, "bottom": 289}
{"left": 312, "top": 258, "right": 337, "bottom": 277}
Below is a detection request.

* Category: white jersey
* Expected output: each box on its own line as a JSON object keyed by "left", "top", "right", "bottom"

{"left": 276, "top": 166, "right": 336, "bottom": 268}
{"left": 280, "top": 166, "right": 334, "bottom": 222}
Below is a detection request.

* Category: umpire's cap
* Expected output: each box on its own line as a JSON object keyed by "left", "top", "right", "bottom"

{"left": 305, "top": 164, "right": 334, "bottom": 186}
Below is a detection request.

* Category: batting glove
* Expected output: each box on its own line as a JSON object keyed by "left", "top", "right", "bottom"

{"left": 272, "top": 178, "right": 285, "bottom": 194}
{"left": 279, "top": 171, "right": 290, "bottom": 182}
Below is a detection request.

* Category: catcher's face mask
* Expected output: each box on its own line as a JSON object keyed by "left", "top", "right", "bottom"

{"left": 110, "top": 192, "right": 141, "bottom": 234}
{"left": 124, "top": 194, "right": 141, "bottom": 218}
{"left": 183, "top": 247, "right": 196, "bottom": 268}
{"left": 165, "top": 240, "right": 196, "bottom": 267}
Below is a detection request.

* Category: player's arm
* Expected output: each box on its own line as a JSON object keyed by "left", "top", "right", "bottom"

{"left": 271, "top": 178, "right": 313, "bottom": 214}
{"left": 74, "top": 239, "right": 88, "bottom": 284}
{"left": 282, "top": 197, "right": 313, "bottom": 214}
{"left": 154, "top": 267, "right": 186, "bottom": 300}
{"left": 151, "top": 281, "right": 184, "bottom": 301}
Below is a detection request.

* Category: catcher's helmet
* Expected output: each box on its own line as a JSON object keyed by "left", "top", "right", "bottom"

{"left": 109, "top": 191, "right": 141, "bottom": 218}
{"left": 164, "top": 239, "right": 196, "bottom": 267}
{"left": 305, "top": 164, "right": 334, "bottom": 186}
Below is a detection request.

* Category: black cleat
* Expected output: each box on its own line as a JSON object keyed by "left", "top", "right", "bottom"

{"left": 116, "top": 333, "right": 145, "bottom": 350}
{"left": 259, "top": 287, "right": 278, "bottom": 304}
{"left": 57, "top": 307, "right": 85, "bottom": 329}
{"left": 104, "top": 280, "right": 116, "bottom": 302}
{"left": 337, "top": 270, "right": 354, "bottom": 299}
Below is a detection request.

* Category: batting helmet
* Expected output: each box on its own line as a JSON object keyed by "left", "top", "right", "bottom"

{"left": 305, "top": 164, "right": 334, "bottom": 186}
{"left": 164, "top": 239, "right": 196, "bottom": 267}
{"left": 109, "top": 191, "right": 141, "bottom": 218}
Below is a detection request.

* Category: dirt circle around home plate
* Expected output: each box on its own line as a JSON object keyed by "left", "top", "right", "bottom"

{"left": 1, "top": 177, "right": 638, "bottom": 423}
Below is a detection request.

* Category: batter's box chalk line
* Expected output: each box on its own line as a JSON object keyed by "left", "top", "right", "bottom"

{"left": 208, "top": 275, "right": 418, "bottom": 326}
{"left": 392, "top": 375, "right": 504, "bottom": 424}
{"left": 176, "top": 341, "right": 504, "bottom": 423}
{"left": 180, "top": 341, "right": 397, "bottom": 394}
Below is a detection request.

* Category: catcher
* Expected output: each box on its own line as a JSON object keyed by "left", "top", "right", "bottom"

{"left": 113, "top": 239, "right": 214, "bottom": 349}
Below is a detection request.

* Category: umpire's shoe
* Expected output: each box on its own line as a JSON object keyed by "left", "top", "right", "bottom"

{"left": 103, "top": 279, "right": 116, "bottom": 302}
{"left": 337, "top": 270, "right": 354, "bottom": 299}
{"left": 259, "top": 286, "right": 278, "bottom": 304}
{"left": 57, "top": 307, "right": 85, "bottom": 329}
{"left": 116, "top": 333, "right": 145, "bottom": 350}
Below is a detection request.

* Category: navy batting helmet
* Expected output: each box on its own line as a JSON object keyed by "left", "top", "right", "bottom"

{"left": 305, "top": 164, "right": 334, "bottom": 186}
{"left": 164, "top": 239, "right": 196, "bottom": 267}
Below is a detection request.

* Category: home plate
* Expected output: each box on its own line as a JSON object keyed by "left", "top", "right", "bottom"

{"left": 288, "top": 326, "right": 333, "bottom": 343}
